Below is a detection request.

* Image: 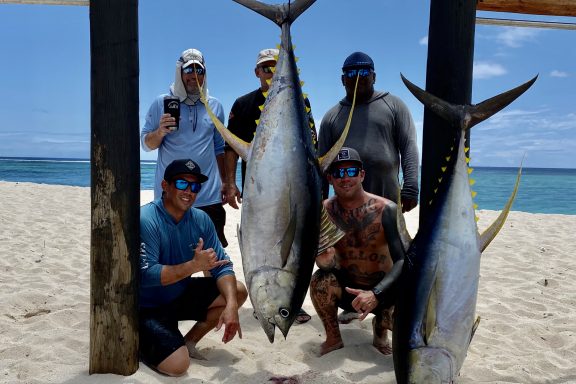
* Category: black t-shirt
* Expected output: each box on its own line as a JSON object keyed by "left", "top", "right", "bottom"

{"left": 227, "top": 88, "right": 317, "bottom": 190}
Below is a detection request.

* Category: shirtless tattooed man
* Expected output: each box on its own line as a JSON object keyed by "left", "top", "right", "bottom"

{"left": 310, "top": 147, "right": 405, "bottom": 356}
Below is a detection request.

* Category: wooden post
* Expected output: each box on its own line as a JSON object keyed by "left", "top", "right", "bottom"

{"left": 419, "top": 0, "right": 477, "bottom": 224}
{"left": 89, "top": 0, "right": 140, "bottom": 375}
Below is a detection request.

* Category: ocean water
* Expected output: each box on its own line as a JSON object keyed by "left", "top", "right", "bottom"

{"left": 1, "top": 157, "right": 574, "bottom": 215}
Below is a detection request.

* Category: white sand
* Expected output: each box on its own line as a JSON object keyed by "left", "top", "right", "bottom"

{"left": 1, "top": 181, "right": 575, "bottom": 383}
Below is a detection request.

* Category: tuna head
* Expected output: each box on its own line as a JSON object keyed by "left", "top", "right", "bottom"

{"left": 407, "top": 347, "right": 455, "bottom": 384}
{"left": 248, "top": 267, "right": 300, "bottom": 343}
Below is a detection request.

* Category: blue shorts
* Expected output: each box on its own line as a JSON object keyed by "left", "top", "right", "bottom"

{"left": 139, "top": 277, "right": 221, "bottom": 367}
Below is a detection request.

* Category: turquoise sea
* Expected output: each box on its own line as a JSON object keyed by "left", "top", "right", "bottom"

{"left": 0, "top": 156, "right": 574, "bottom": 215}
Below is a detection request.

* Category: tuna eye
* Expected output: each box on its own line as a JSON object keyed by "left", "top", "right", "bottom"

{"left": 279, "top": 308, "right": 290, "bottom": 318}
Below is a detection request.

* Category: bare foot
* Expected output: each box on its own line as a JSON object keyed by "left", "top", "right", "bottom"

{"left": 319, "top": 340, "right": 344, "bottom": 356}
{"left": 186, "top": 341, "right": 207, "bottom": 360}
{"left": 373, "top": 339, "right": 392, "bottom": 355}
{"left": 372, "top": 316, "right": 392, "bottom": 355}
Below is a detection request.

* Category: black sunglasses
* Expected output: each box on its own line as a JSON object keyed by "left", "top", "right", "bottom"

{"left": 183, "top": 66, "right": 205, "bottom": 75}
{"left": 330, "top": 166, "right": 362, "bottom": 179}
{"left": 173, "top": 179, "right": 202, "bottom": 193}
{"left": 343, "top": 68, "right": 372, "bottom": 79}
{"left": 258, "top": 65, "right": 275, "bottom": 74}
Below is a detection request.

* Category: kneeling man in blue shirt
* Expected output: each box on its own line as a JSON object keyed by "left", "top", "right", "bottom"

{"left": 139, "top": 158, "right": 248, "bottom": 376}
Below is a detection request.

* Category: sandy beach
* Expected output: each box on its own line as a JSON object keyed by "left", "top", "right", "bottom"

{"left": 1, "top": 181, "right": 575, "bottom": 384}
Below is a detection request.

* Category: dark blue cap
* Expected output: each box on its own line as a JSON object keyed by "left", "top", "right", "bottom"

{"left": 164, "top": 159, "right": 208, "bottom": 183}
{"left": 342, "top": 51, "right": 374, "bottom": 71}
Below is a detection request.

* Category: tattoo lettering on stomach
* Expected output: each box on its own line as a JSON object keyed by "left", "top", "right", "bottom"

{"left": 339, "top": 263, "right": 387, "bottom": 287}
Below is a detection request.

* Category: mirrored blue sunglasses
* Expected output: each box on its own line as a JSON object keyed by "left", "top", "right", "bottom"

{"left": 182, "top": 66, "right": 205, "bottom": 75}
{"left": 343, "top": 68, "right": 372, "bottom": 79}
{"left": 330, "top": 166, "right": 362, "bottom": 179}
{"left": 173, "top": 179, "right": 202, "bottom": 193}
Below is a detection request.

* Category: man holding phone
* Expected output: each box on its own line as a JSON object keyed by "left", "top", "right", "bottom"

{"left": 141, "top": 48, "right": 231, "bottom": 247}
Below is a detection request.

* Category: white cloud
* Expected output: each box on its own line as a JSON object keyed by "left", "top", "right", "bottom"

{"left": 496, "top": 27, "right": 540, "bottom": 48}
{"left": 473, "top": 62, "right": 507, "bottom": 79}
{"left": 550, "top": 70, "right": 569, "bottom": 78}
{"left": 419, "top": 36, "right": 428, "bottom": 46}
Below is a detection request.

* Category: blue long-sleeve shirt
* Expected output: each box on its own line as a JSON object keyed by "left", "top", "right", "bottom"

{"left": 141, "top": 93, "right": 226, "bottom": 206}
{"left": 139, "top": 199, "right": 234, "bottom": 308}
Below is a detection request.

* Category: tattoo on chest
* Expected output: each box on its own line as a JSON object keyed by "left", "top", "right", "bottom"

{"left": 330, "top": 198, "right": 382, "bottom": 247}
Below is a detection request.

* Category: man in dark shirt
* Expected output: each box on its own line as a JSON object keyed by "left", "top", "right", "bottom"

{"left": 224, "top": 48, "right": 317, "bottom": 205}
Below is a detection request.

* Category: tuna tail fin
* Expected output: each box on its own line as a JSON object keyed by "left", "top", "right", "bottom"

{"left": 233, "top": 0, "right": 316, "bottom": 26}
{"left": 400, "top": 74, "right": 538, "bottom": 131}
{"left": 479, "top": 157, "right": 524, "bottom": 252}
{"left": 317, "top": 205, "right": 346, "bottom": 255}
{"left": 197, "top": 77, "right": 251, "bottom": 161}
{"left": 318, "top": 73, "right": 360, "bottom": 172}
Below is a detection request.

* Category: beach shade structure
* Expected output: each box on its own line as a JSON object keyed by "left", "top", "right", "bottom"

{"left": 1, "top": 0, "right": 574, "bottom": 379}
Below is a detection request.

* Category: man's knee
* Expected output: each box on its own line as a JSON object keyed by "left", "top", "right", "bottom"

{"left": 311, "top": 269, "right": 334, "bottom": 285}
{"left": 310, "top": 270, "right": 339, "bottom": 298}
{"left": 156, "top": 346, "right": 190, "bottom": 377}
{"left": 236, "top": 281, "right": 248, "bottom": 305}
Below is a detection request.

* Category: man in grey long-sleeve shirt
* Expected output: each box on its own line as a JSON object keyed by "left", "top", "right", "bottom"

{"left": 318, "top": 51, "right": 419, "bottom": 213}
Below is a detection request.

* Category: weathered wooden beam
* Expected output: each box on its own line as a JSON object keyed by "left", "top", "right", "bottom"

{"left": 89, "top": 0, "right": 139, "bottom": 376}
{"left": 477, "top": 0, "right": 576, "bottom": 17}
{"left": 0, "top": 0, "right": 88, "bottom": 5}
{"left": 477, "top": 16, "right": 576, "bottom": 29}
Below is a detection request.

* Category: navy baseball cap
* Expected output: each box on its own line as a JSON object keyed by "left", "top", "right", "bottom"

{"left": 342, "top": 51, "right": 374, "bottom": 71}
{"left": 164, "top": 159, "right": 208, "bottom": 183}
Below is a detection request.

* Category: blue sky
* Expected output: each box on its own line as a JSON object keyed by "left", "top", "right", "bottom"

{"left": 0, "top": 0, "right": 574, "bottom": 168}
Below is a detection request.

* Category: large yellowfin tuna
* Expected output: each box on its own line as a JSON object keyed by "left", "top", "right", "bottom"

{"left": 199, "top": 0, "right": 357, "bottom": 343}
{"left": 392, "top": 75, "right": 536, "bottom": 383}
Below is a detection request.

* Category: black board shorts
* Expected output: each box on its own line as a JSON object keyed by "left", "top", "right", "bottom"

{"left": 332, "top": 269, "right": 396, "bottom": 312}
{"left": 139, "top": 277, "right": 221, "bottom": 367}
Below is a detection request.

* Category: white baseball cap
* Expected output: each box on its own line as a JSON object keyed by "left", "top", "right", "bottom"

{"left": 256, "top": 48, "right": 279, "bottom": 66}
{"left": 180, "top": 48, "right": 205, "bottom": 69}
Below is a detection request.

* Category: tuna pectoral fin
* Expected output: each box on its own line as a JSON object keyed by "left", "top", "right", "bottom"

{"left": 271, "top": 203, "right": 298, "bottom": 268}
{"left": 197, "top": 79, "right": 251, "bottom": 161}
{"left": 479, "top": 161, "right": 523, "bottom": 252}
{"left": 396, "top": 189, "right": 412, "bottom": 252}
{"left": 317, "top": 205, "right": 345, "bottom": 255}
{"left": 318, "top": 74, "right": 360, "bottom": 173}
{"left": 237, "top": 224, "right": 243, "bottom": 254}
{"left": 469, "top": 316, "right": 481, "bottom": 345}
